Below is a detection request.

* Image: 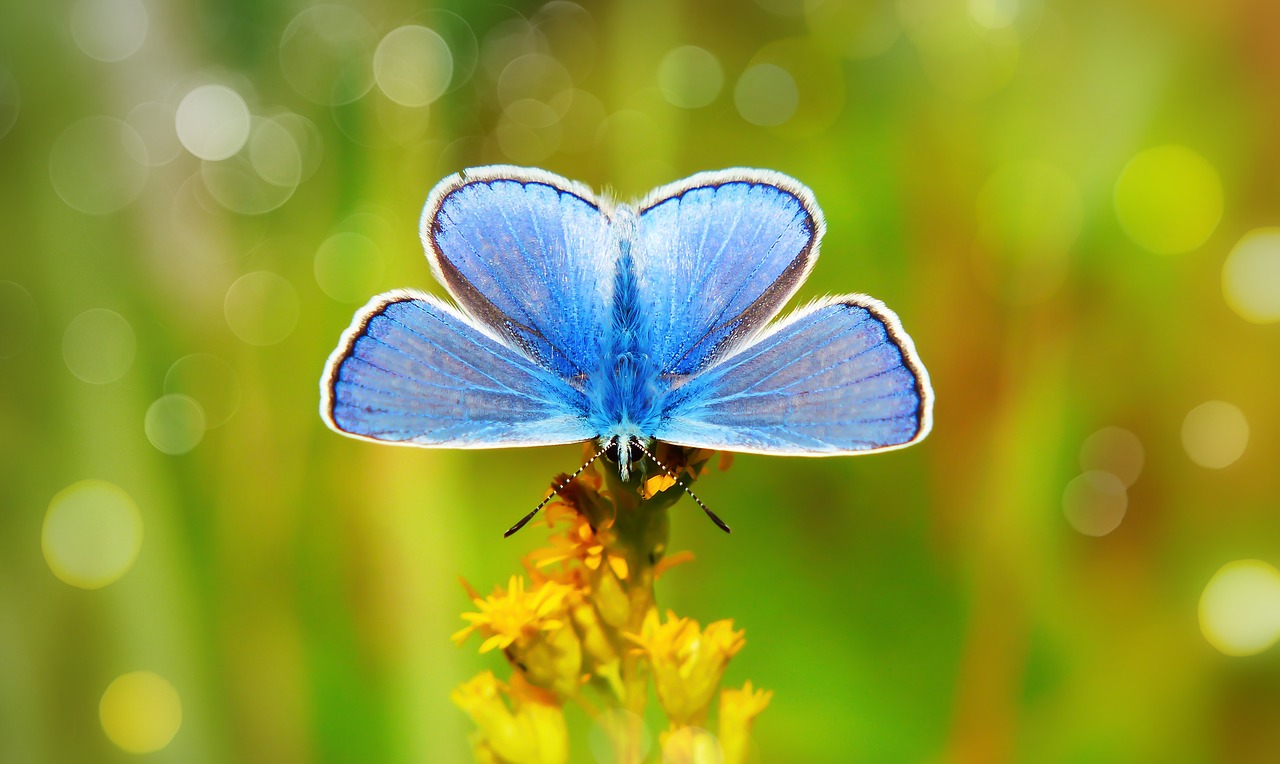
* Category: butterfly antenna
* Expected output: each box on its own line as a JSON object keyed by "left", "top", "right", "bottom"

{"left": 630, "top": 439, "right": 731, "bottom": 534}
{"left": 504, "top": 442, "right": 611, "bottom": 538}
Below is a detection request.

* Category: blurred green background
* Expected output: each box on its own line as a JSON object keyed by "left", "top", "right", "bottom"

{"left": 4, "top": 0, "right": 1280, "bottom": 761}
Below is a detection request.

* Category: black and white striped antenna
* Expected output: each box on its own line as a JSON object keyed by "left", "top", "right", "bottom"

{"left": 504, "top": 442, "right": 611, "bottom": 538}
{"left": 630, "top": 438, "right": 730, "bottom": 534}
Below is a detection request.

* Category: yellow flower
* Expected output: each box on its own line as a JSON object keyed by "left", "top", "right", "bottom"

{"left": 626, "top": 609, "right": 746, "bottom": 725}
{"left": 451, "top": 672, "right": 569, "bottom": 764}
{"left": 641, "top": 473, "right": 678, "bottom": 499}
{"left": 529, "top": 504, "right": 628, "bottom": 581}
{"left": 659, "top": 726, "right": 723, "bottom": 764}
{"left": 640, "top": 446, "right": 719, "bottom": 500}
{"left": 718, "top": 681, "right": 772, "bottom": 764}
{"left": 453, "top": 575, "right": 585, "bottom": 698}
{"left": 452, "top": 575, "right": 574, "bottom": 654}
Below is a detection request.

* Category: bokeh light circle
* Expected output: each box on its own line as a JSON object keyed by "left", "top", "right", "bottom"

{"left": 480, "top": 15, "right": 545, "bottom": 84}
{"left": 0, "top": 280, "right": 38, "bottom": 358}
{"left": 224, "top": 271, "right": 299, "bottom": 346}
{"left": 374, "top": 25, "right": 454, "bottom": 108}
{"left": 126, "top": 101, "right": 182, "bottom": 166}
{"left": 70, "top": 0, "right": 149, "bottom": 62}
{"left": 63, "top": 308, "right": 136, "bottom": 384}
{"left": 0, "top": 66, "right": 18, "bottom": 140}
{"left": 1181, "top": 400, "right": 1248, "bottom": 469}
{"left": 902, "top": 0, "right": 1020, "bottom": 101}
{"left": 200, "top": 115, "right": 302, "bottom": 215}
{"left": 201, "top": 156, "right": 296, "bottom": 215}
{"left": 145, "top": 394, "right": 206, "bottom": 455}
{"left": 100, "top": 671, "right": 183, "bottom": 753}
{"left": 374, "top": 94, "right": 434, "bottom": 147}
{"left": 1114, "top": 145, "right": 1223, "bottom": 254}
{"left": 412, "top": 9, "right": 479, "bottom": 94}
{"left": 748, "top": 38, "right": 846, "bottom": 137}
{"left": 42, "top": 479, "right": 143, "bottom": 589}
{"left": 271, "top": 112, "right": 325, "bottom": 182}
{"left": 498, "top": 53, "right": 573, "bottom": 113}
{"left": 505, "top": 98, "right": 560, "bottom": 129}
{"left": 554, "top": 89, "right": 605, "bottom": 154}
{"left": 661, "top": 725, "right": 724, "bottom": 764}
{"left": 279, "top": 5, "right": 376, "bottom": 105}
{"left": 1222, "top": 228, "right": 1280, "bottom": 324}
{"left": 658, "top": 46, "right": 723, "bottom": 109}
{"left": 1078, "top": 426, "right": 1144, "bottom": 487}
{"left": 314, "top": 232, "right": 385, "bottom": 303}
{"left": 495, "top": 108, "right": 561, "bottom": 163}
{"left": 164, "top": 353, "right": 241, "bottom": 428}
{"left": 1199, "top": 560, "right": 1280, "bottom": 656}
{"left": 734, "top": 64, "right": 799, "bottom": 127}
{"left": 49, "top": 116, "right": 148, "bottom": 214}
{"left": 1062, "top": 471, "right": 1127, "bottom": 537}
{"left": 969, "top": 0, "right": 1019, "bottom": 29}
{"left": 175, "top": 85, "right": 251, "bottom": 161}
{"left": 248, "top": 116, "right": 304, "bottom": 188}
{"left": 532, "top": 2, "right": 596, "bottom": 83}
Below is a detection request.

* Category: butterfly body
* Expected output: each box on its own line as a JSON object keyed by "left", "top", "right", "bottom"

{"left": 321, "top": 166, "right": 933, "bottom": 482}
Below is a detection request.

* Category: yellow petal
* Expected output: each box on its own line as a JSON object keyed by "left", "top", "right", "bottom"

{"left": 654, "top": 550, "right": 695, "bottom": 579}
{"left": 479, "top": 634, "right": 509, "bottom": 654}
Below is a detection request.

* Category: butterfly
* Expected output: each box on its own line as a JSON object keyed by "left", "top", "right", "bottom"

{"left": 320, "top": 166, "right": 933, "bottom": 533}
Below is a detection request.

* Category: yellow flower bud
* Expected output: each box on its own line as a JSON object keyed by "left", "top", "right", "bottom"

{"left": 451, "top": 672, "right": 569, "bottom": 764}
{"left": 718, "top": 681, "right": 772, "bottom": 764}
{"left": 570, "top": 599, "right": 619, "bottom": 668}
{"left": 659, "top": 725, "right": 723, "bottom": 764}
{"left": 626, "top": 610, "right": 745, "bottom": 725}
{"left": 592, "top": 563, "right": 631, "bottom": 628}
{"left": 518, "top": 619, "right": 584, "bottom": 700}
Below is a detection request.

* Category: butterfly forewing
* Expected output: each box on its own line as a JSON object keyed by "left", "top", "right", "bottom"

{"left": 634, "top": 171, "right": 823, "bottom": 375}
{"left": 423, "top": 166, "right": 617, "bottom": 378}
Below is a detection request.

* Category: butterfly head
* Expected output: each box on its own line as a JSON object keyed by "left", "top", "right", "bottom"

{"left": 600, "top": 433, "right": 653, "bottom": 482}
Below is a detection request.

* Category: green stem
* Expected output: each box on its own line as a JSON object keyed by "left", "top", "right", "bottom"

{"left": 598, "top": 466, "right": 682, "bottom": 764}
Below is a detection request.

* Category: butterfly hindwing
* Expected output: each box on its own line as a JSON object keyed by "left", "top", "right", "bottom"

{"left": 634, "top": 170, "right": 823, "bottom": 375}
{"left": 321, "top": 292, "right": 593, "bottom": 448}
{"left": 655, "top": 295, "right": 932, "bottom": 454}
{"left": 422, "top": 166, "right": 617, "bottom": 378}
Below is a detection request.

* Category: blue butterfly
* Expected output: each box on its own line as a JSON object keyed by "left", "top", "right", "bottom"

{"left": 320, "top": 166, "right": 933, "bottom": 531}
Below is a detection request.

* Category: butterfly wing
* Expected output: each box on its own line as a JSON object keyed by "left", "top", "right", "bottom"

{"left": 422, "top": 166, "right": 617, "bottom": 378}
{"left": 320, "top": 291, "right": 593, "bottom": 448}
{"left": 633, "top": 169, "right": 823, "bottom": 375}
{"left": 655, "top": 295, "right": 932, "bottom": 454}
